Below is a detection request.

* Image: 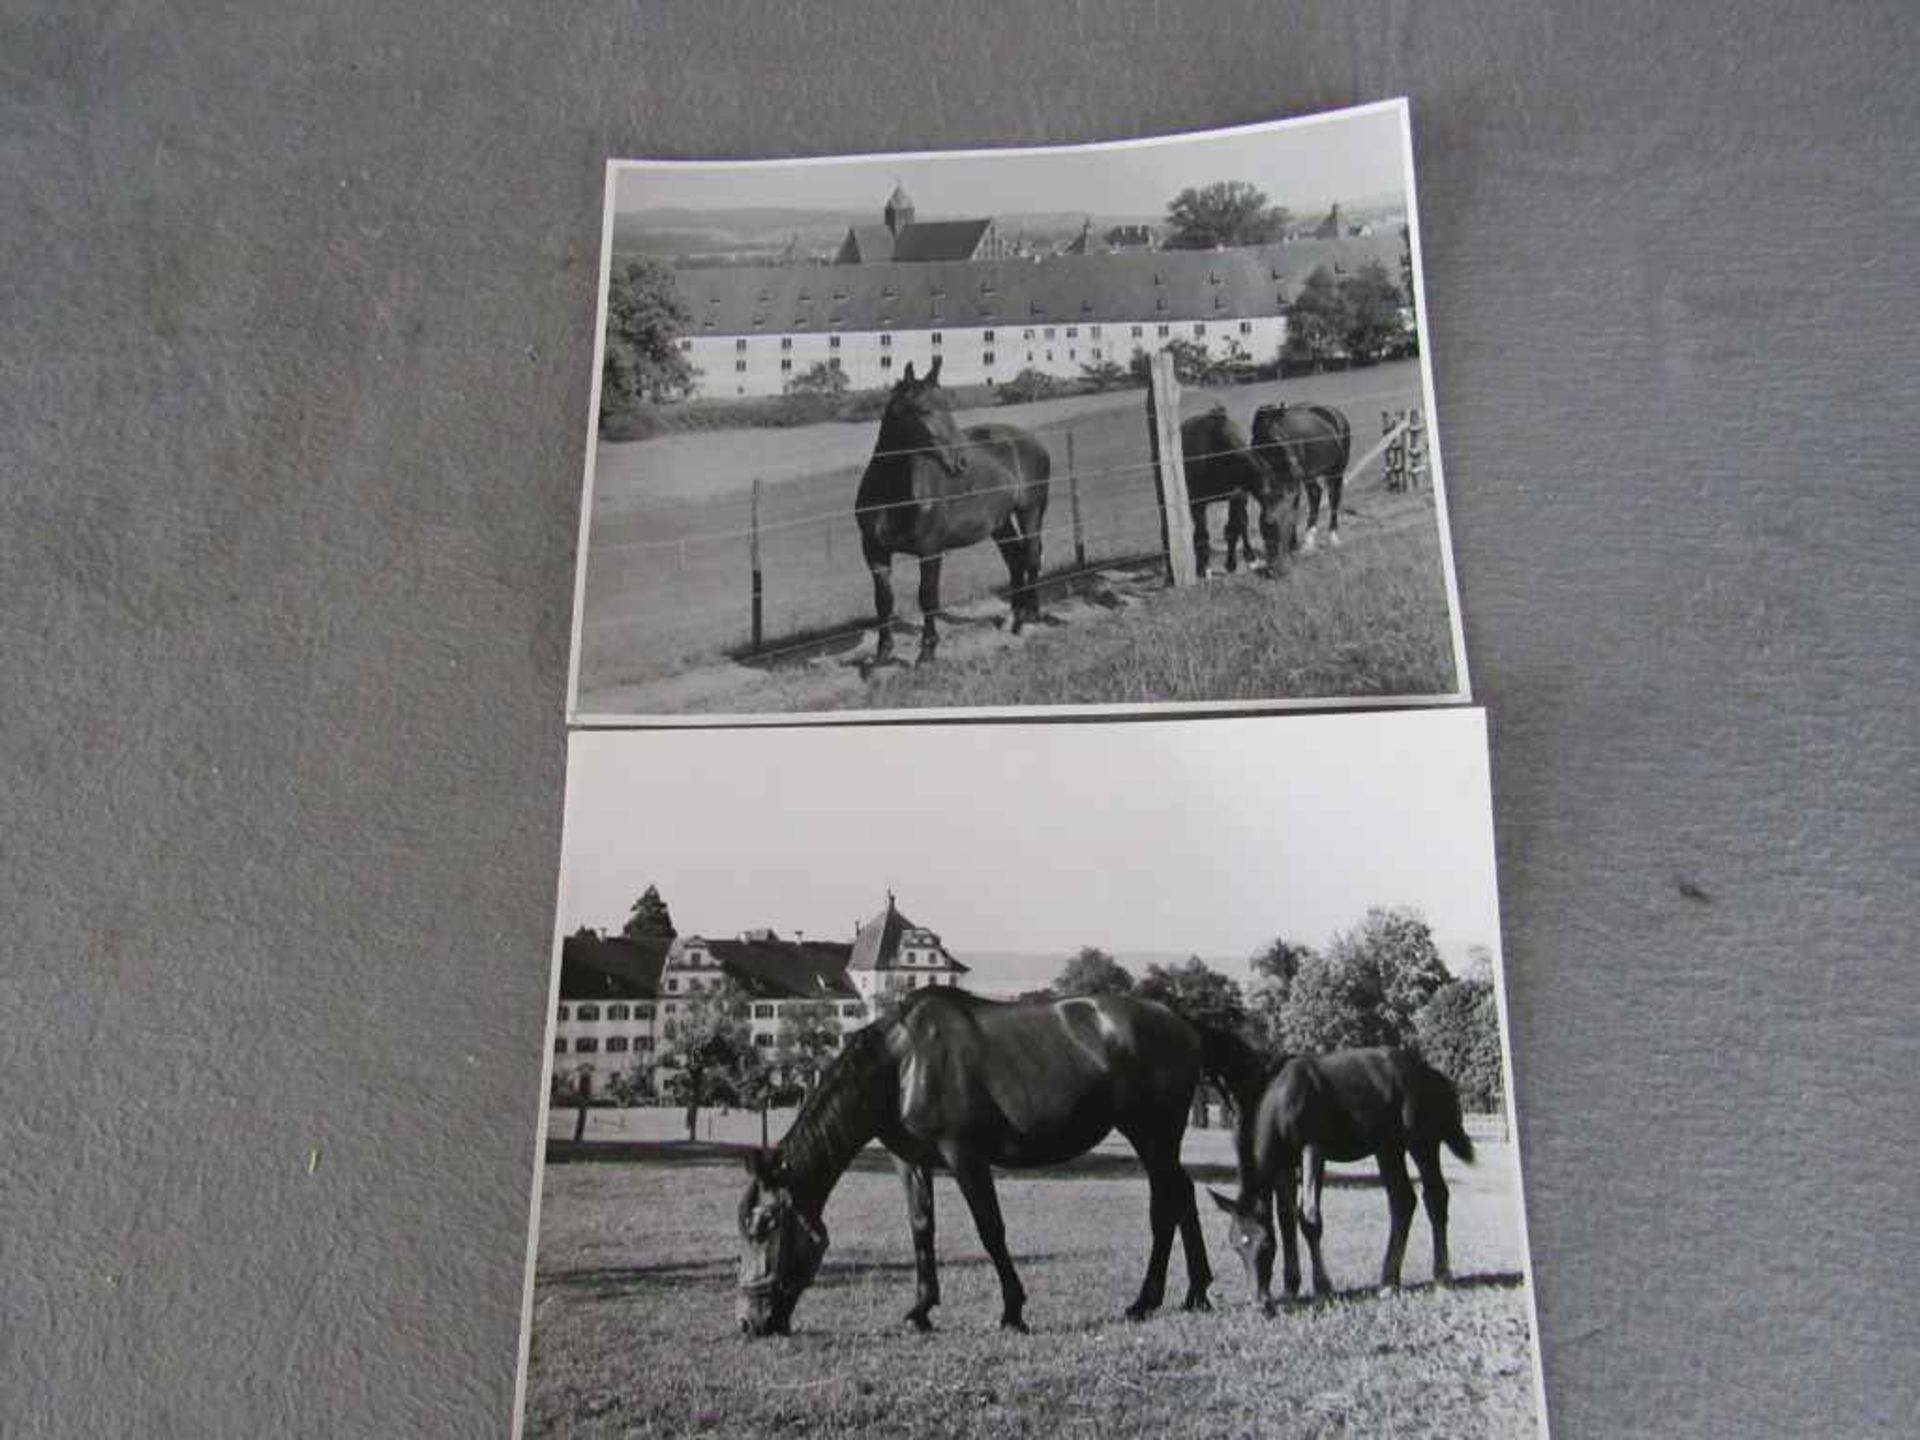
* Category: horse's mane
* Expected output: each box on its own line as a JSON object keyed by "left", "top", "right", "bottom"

{"left": 1198, "top": 1026, "right": 1288, "bottom": 1114}
{"left": 775, "top": 1021, "right": 896, "bottom": 1214}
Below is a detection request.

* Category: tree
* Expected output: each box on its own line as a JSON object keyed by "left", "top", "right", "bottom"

{"left": 1054, "top": 946, "right": 1135, "bottom": 996}
{"left": 774, "top": 1000, "right": 844, "bottom": 1095}
{"left": 1339, "top": 258, "right": 1404, "bottom": 362}
{"left": 785, "top": 359, "right": 849, "bottom": 397}
{"left": 1077, "top": 358, "right": 1131, "bottom": 392}
{"left": 1135, "top": 957, "right": 1248, "bottom": 1036}
{"left": 1246, "top": 938, "right": 1313, "bottom": 1050}
{"left": 1415, "top": 978, "right": 1504, "bottom": 1112}
{"left": 601, "top": 256, "right": 695, "bottom": 415}
{"left": 622, "top": 885, "right": 678, "bottom": 942}
{"left": 1279, "top": 949, "right": 1394, "bottom": 1052}
{"left": 1283, "top": 265, "right": 1349, "bottom": 368}
{"left": 1165, "top": 181, "right": 1289, "bottom": 250}
{"left": 996, "top": 367, "right": 1059, "bottom": 404}
{"left": 1323, "top": 906, "right": 1452, "bottom": 1045}
{"left": 660, "top": 976, "right": 753, "bottom": 1141}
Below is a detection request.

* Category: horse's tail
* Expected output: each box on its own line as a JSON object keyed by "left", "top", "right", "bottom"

{"left": 1431, "top": 1067, "right": 1476, "bottom": 1165}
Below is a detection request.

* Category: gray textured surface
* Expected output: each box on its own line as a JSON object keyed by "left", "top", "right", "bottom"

{"left": 3, "top": 3, "right": 1915, "bottom": 1436}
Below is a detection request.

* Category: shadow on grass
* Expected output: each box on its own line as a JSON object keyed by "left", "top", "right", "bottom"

{"left": 544, "top": 1252, "right": 1075, "bottom": 1306}
{"left": 1258, "top": 1270, "right": 1530, "bottom": 1310}
{"left": 720, "top": 555, "right": 1160, "bottom": 672}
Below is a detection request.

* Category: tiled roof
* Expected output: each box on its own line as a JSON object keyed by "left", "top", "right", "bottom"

{"left": 837, "top": 217, "right": 995, "bottom": 265}
{"left": 677, "top": 234, "right": 1405, "bottom": 337}
{"left": 847, "top": 899, "right": 969, "bottom": 974}
{"left": 704, "top": 937, "right": 859, "bottom": 1000}
{"left": 558, "top": 934, "right": 671, "bottom": 1000}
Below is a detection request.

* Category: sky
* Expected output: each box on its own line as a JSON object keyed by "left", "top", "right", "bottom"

{"left": 610, "top": 103, "right": 1409, "bottom": 221}
{"left": 555, "top": 708, "right": 1503, "bottom": 971}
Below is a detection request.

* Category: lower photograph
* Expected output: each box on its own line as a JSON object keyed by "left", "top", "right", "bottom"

{"left": 516, "top": 710, "right": 1547, "bottom": 1438}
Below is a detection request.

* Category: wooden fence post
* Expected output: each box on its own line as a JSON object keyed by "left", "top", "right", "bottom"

{"left": 1145, "top": 351, "right": 1196, "bottom": 587}
{"left": 1066, "top": 427, "right": 1086, "bottom": 568}
{"left": 1407, "top": 407, "right": 1427, "bottom": 490}
{"left": 750, "top": 476, "right": 764, "bottom": 652}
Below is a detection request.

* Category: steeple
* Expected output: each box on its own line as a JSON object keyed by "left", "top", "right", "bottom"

{"left": 884, "top": 182, "right": 915, "bottom": 238}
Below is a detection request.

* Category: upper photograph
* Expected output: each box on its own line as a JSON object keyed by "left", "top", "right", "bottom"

{"left": 569, "top": 100, "right": 1469, "bottom": 723}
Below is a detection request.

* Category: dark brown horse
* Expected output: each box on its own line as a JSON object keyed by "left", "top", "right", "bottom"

{"left": 1181, "top": 405, "right": 1299, "bottom": 577}
{"left": 1249, "top": 403, "right": 1352, "bottom": 552}
{"left": 1204, "top": 1041, "right": 1475, "bottom": 1311}
{"left": 855, "top": 357, "right": 1051, "bottom": 666}
{"left": 735, "top": 988, "right": 1224, "bottom": 1336}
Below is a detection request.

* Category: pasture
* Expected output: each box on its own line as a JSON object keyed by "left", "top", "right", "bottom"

{"left": 574, "top": 362, "right": 1457, "bottom": 716}
{"left": 523, "top": 1119, "right": 1539, "bottom": 1439}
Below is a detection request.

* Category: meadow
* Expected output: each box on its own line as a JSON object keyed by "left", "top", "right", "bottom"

{"left": 573, "top": 363, "right": 1456, "bottom": 715}
{"left": 523, "top": 1122, "right": 1539, "bottom": 1439}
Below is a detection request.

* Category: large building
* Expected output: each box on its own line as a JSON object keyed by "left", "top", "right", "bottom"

{"left": 550, "top": 895, "right": 967, "bottom": 1097}
{"left": 671, "top": 186, "right": 1408, "bottom": 397}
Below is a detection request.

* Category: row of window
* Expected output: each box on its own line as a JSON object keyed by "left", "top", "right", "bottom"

{"left": 558, "top": 1003, "right": 651, "bottom": 1022}
{"left": 557, "top": 1000, "right": 866, "bottom": 1021}
{"left": 704, "top": 319, "right": 1259, "bottom": 358}
{"left": 556, "top": 1035, "right": 652, "bottom": 1054}
{"left": 555, "top": 1031, "right": 850, "bottom": 1056}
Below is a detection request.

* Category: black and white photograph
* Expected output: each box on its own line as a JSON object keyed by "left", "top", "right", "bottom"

{"left": 516, "top": 711, "right": 1544, "bottom": 1437}
{"left": 570, "top": 101, "right": 1469, "bottom": 722}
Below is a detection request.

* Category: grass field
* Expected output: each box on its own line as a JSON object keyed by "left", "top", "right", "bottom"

{"left": 523, "top": 1131, "right": 1540, "bottom": 1439}
{"left": 574, "top": 363, "right": 1453, "bottom": 715}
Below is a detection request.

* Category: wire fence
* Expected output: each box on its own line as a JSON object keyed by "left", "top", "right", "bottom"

{"left": 578, "top": 380, "right": 1426, "bottom": 684}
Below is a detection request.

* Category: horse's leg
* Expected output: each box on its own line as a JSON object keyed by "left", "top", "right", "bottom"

{"left": 896, "top": 1158, "right": 940, "bottom": 1330}
{"left": 1173, "top": 1162, "right": 1213, "bottom": 1313}
{"left": 1191, "top": 500, "right": 1212, "bottom": 577}
{"left": 915, "top": 554, "right": 943, "bottom": 665}
{"left": 1326, "top": 472, "right": 1344, "bottom": 548}
{"left": 1412, "top": 1142, "right": 1452, "bottom": 1284}
{"left": 993, "top": 520, "right": 1028, "bottom": 634}
{"left": 1273, "top": 1159, "right": 1303, "bottom": 1303}
{"left": 1298, "top": 1144, "right": 1334, "bottom": 1297}
{"left": 1377, "top": 1147, "right": 1417, "bottom": 1291}
{"left": 1256, "top": 497, "right": 1285, "bottom": 578}
{"left": 1302, "top": 481, "right": 1322, "bottom": 552}
{"left": 867, "top": 551, "right": 896, "bottom": 665}
{"left": 1124, "top": 1161, "right": 1182, "bottom": 1320}
{"left": 1224, "top": 495, "right": 1246, "bottom": 573}
{"left": 946, "top": 1152, "right": 1028, "bottom": 1332}
{"left": 1020, "top": 514, "right": 1045, "bottom": 622}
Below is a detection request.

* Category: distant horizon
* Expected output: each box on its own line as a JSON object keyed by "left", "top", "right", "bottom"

{"left": 609, "top": 104, "right": 1410, "bottom": 232}
{"left": 556, "top": 711, "right": 1503, "bottom": 976}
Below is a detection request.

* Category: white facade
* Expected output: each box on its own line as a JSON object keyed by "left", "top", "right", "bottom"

{"left": 682, "top": 315, "right": 1289, "bottom": 398}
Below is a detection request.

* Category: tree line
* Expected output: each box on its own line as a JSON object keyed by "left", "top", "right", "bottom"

{"left": 1036, "top": 905, "right": 1504, "bottom": 1113}
{"left": 598, "top": 178, "right": 1413, "bottom": 430}
{"left": 560, "top": 888, "right": 1505, "bottom": 1145}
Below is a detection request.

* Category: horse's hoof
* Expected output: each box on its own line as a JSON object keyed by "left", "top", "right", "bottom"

{"left": 1123, "top": 1303, "right": 1154, "bottom": 1323}
{"left": 1000, "top": 1315, "right": 1029, "bottom": 1334}
{"left": 905, "top": 1311, "right": 934, "bottom": 1333}
{"left": 1328, "top": 530, "right": 1342, "bottom": 548}
{"left": 914, "top": 650, "right": 937, "bottom": 668}
{"left": 1182, "top": 1293, "right": 1213, "bottom": 1314}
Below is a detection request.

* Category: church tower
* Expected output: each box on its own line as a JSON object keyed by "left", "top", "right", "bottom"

{"left": 884, "top": 181, "right": 915, "bottom": 238}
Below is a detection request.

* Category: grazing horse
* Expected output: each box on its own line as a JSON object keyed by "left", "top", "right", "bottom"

{"left": 735, "top": 988, "right": 1227, "bottom": 1337}
{"left": 855, "top": 357, "right": 1051, "bottom": 666}
{"left": 1203, "top": 1040, "right": 1475, "bottom": 1311}
{"left": 1249, "top": 403, "right": 1352, "bottom": 551}
{"left": 1180, "top": 405, "right": 1298, "bottom": 577}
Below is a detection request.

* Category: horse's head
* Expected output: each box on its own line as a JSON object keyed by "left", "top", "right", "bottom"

{"left": 735, "top": 1149, "right": 828, "bottom": 1337}
{"left": 1207, "top": 1187, "right": 1277, "bottom": 1306}
{"left": 880, "top": 357, "right": 969, "bottom": 478}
